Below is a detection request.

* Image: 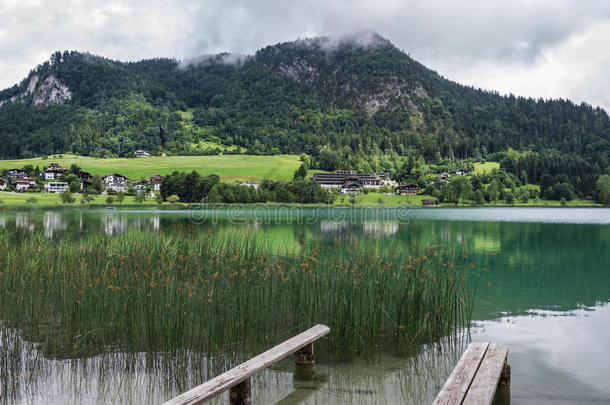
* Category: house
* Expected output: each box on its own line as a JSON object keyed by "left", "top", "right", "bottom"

{"left": 75, "top": 170, "right": 92, "bottom": 181}
{"left": 239, "top": 182, "right": 260, "bottom": 190}
{"left": 102, "top": 174, "right": 128, "bottom": 193}
{"left": 341, "top": 178, "right": 363, "bottom": 194}
{"left": 313, "top": 170, "right": 392, "bottom": 189}
{"left": 0, "top": 179, "right": 6, "bottom": 190}
{"left": 395, "top": 184, "right": 419, "bottom": 195}
{"left": 135, "top": 150, "right": 151, "bottom": 158}
{"left": 440, "top": 172, "right": 451, "bottom": 181}
{"left": 455, "top": 170, "right": 466, "bottom": 176}
{"left": 422, "top": 199, "right": 437, "bottom": 207}
{"left": 44, "top": 182, "right": 69, "bottom": 193}
{"left": 7, "top": 169, "right": 27, "bottom": 181}
{"left": 43, "top": 163, "right": 68, "bottom": 180}
{"left": 149, "top": 174, "right": 164, "bottom": 191}
{"left": 16, "top": 181, "right": 31, "bottom": 191}
{"left": 133, "top": 183, "right": 148, "bottom": 194}
{"left": 23, "top": 177, "right": 37, "bottom": 188}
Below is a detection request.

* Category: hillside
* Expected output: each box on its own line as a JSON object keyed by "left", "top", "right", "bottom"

{"left": 0, "top": 33, "right": 608, "bottom": 196}
{"left": 0, "top": 154, "right": 302, "bottom": 182}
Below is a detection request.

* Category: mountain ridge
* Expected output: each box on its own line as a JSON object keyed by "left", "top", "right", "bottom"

{"left": 0, "top": 34, "right": 608, "bottom": 199}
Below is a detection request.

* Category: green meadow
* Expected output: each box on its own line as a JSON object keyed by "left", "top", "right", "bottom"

{"left": 0, "top": 154, "right": 302, "bottom": 182}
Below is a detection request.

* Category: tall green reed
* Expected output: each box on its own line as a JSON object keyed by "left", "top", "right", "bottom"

{"left": 0, "top": 227, "right": 474, "bottom": 364}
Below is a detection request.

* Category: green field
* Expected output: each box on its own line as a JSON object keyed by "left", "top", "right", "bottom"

{"left": 0, "top": 154, "right": 302, "bottom": 182}
{"left": 0, "top": 191, "right": 159, "bottom": 206}
{"left": 473, "top": 161, "right": 500, "bottom": 174}
{"left": 333, "top": 192, "right": 437, "bottom": 206}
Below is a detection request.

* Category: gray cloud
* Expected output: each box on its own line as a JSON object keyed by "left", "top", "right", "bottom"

{"left": 0, "top": 0, "right": 608, "bottom": 109}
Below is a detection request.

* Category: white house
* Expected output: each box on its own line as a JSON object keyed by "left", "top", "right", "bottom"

{"left": 239, "top": 182, "right": 260, "bottom": 190}
{"left": 134, "top": 183, "right": 148, "bottom": 194}
{"left": 102, "top": 174, "right": 128, "bottom": 192}
{"left": 0, "top": 179, "right": 6, "bottom": 190}
{"left": 16, "top": 181, "right": 30, "bottom": 191}
{"left": 149, "top": 174, "right": 163, "bottom": 191}
{"left": 43, "top": 163, "right": 68, "bottom": 180}
{"left": 44, "top": 182, "right": 69, "bottom": 193}
{"left": 135, "top": 150, "right": 151, "bottom": 158}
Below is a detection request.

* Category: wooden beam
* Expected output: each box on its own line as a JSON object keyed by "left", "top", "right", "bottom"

{"left": 432, "top": 342, "right": 489, "bottom": 405}
{"left": 163, "top": 324, "right": 330, "bottom": 405}
{"left": 462, "top": 343, "right": 509, "bottom": 405}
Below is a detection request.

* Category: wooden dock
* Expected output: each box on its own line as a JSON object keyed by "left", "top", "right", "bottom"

{"left": 165, "top": 330, "right": 509, "bottom": 405}
{"left": 164, "top": 324, "right": 330, "bottom": 405}
{"left": 433, "top": 342, "right": 510, "bottom": 405}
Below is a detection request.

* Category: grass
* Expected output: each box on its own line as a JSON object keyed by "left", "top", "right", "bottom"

{"left": 0, "top": 191, "right": 159, "bottom": 206}
{"left": 0, "top": 154, "right": 302, "bottom": 182}
{"left": 0, "top": 227, "right": 473, "bottom": 399}
{"left": 473, "top": 161, "right": 500, "bottom": 174}
{"left": 333, "top": 192, "right": 437, "bottom": 206}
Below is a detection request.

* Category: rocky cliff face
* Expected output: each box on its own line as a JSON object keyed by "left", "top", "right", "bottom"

{"left": 32, "top": 75, "right": 72, "bottom": 106}
{"left": 0, "top": 74, "right": 71, "bottom": 107}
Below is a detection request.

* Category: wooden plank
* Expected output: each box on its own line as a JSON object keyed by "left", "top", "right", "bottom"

{"left": 164, "top": 324, "right": 330, "bottom": 405}
{"left": 462, "top": 343, "right": 508, "bottom": 405}
{"left": 432, "top": 342, "right": 489, "bottom": 405}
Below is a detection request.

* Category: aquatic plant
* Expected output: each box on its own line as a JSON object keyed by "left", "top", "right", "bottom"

{"left": 0, "top": 227, "right": 474, "bottom": 398}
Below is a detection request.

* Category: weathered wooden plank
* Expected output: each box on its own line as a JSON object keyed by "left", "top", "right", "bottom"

{"left": 163, "top": 324, "right": 330, "bottom": 405}
{"left": 462, "top": 343, "right": 508, "bottom": 405}
{"left": 432, "top": 342, "right": 489, "bottom": 405}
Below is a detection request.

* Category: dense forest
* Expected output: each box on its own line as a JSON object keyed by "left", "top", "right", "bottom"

{"left": 0, "top": 34, "right": 608, "bottom": 197}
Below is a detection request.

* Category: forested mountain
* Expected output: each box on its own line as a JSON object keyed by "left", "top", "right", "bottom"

{"left": 0, "top": 33, "right": 608, "bottom": 196}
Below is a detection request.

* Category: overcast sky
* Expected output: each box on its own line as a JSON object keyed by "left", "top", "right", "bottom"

{"left": 1, "top": 0, "right": 609, "bottom": 110}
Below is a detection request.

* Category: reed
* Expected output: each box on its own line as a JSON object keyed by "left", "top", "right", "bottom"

{"left": 0, "top": 226, "right": 474, "bottom": 396}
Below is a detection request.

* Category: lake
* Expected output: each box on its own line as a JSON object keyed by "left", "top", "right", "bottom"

{"left": 0, "top": 207, "right": 609, "bottom": 404}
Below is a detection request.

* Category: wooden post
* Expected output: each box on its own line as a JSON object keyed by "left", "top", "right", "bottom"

{"left": 229, "top": 379, "right": 251, "bottom": 405}
{"left": 294, "top": 342, "right": 315, "bottom": 367}
{"left": 500, "top": 362, "right": 511, "bottom": 386}
{"left": 294, "top": 342, "right": 316, "bottom": 380}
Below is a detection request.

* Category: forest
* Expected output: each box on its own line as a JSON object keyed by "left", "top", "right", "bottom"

{"left": 0, "top": 35, "right": 608, "bottom": 199}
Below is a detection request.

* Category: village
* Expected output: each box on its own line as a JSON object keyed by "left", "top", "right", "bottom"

{"left": 0, "top": 160, "right": 465, "bottom": 205}
{"left": 0, "top": 162, "right": 164, "bottom": 197}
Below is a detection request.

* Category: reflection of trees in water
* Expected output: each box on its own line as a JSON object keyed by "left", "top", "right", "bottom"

{"left": 1, "top": 323, "right": 469, "bottom": 405}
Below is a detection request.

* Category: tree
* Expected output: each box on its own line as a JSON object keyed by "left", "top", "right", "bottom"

{"left": 488, "top": 180, "right": 500, "bottom": 204}
{"left": 106, "top": 196, "right": 115, "bottom": 205}
{"left": 115, "top": 192, "right": 125, "bottom": 204}
{"left": 134, "top": 193, "right": 146, "bottom": 204}
{"left": 80, "top": 193, "right": 95, "bottom": 204}
{"left": 596, "top": 175, "right": 610, "bottom": 205}
{"left": 504, "top": 192, "right": 514, "bottom": 205}
{"left": 91, "top": 175, "right": 104, "bottom": 193}
{"left": 155, "top": 192, "right": 164, "bottom": 204}
{"left": 167, "top": 194, "right": 180, "bottom": 204}
{"left": 293, "top": 163, "right": 307, "bottom": 179}
{"left": 60, "top": 190, "right": 75, "bottom": 204}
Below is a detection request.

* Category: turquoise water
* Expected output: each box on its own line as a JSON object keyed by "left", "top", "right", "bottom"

{"left": 0, "top": 207, "right": 609, "bottom": 404}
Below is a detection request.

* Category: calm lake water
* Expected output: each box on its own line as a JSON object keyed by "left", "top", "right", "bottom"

{"left": 1, "top": 207, "right": 609, "bottom": 404}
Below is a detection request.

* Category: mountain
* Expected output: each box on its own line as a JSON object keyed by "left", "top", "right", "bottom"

{"left": 0, "top": 33, "right": 608, "bottom": 195}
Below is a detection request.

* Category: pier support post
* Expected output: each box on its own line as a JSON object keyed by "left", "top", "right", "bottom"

{"left": 294, "top": 343, "right": 315, "bottom": 367}
{"left": 500, "top": 362, "right": 511, "bottom": 386}
{"left": 294, "top": 343, "right": 316, "bottom": 380}
{"left": 229, "top": 379, "right": 251, "bottom": 405}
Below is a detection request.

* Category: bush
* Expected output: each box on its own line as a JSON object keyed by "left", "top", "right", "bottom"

{"left": 60, "top": 191, "right": 75, "bottom": 204}
{"left": 26, "top": 197, "right": 37, "bottom": 204}
{"left": 166, "top": 195, "right": 180, "bottom": 204}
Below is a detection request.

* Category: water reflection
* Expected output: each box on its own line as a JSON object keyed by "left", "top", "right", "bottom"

{"left": 0, "top": 207, "right": 609, "bottom": 404}
{"left": 472, "top": 304, "right": 610, "bottom": 404}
